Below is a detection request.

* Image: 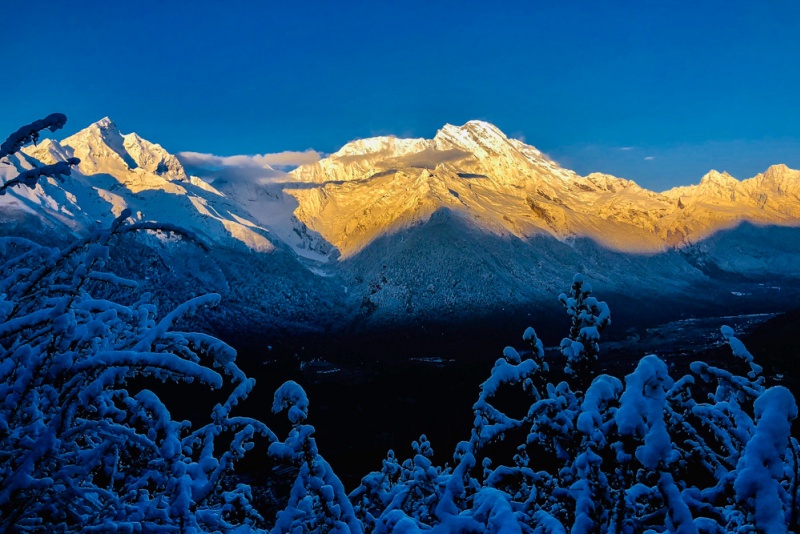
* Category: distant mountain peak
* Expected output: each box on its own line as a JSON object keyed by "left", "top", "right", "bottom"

{"left": 701, "top": 169, "right": 735, "bottom": 181}
{"left": 61, "top": 118, "right": 187, "bottom": 181}
{"left": 94, "top": 116, "right": 116, "bottom": 129}
{"left": 64, "top": 117, "right": 125, "bottom": 149}
{"left": 83, "top": 117, "right": 124, "bottom": 141}
{"left": 697, "top": 170, "right": 739, "bottom": 194}
{"left": 464, "top": 120, "right": 510, "bottom": 138}
{"left": 435, "top": 120, "right": 514, "bottom": 154}
{"left": 331, "top": 134, "right": 427, "bottom": 158}
{"left": 440, "top": 120, "right": 507, "bottom": 137}
{"left": 763, "top": 163, "right": 793, "bottom": 177}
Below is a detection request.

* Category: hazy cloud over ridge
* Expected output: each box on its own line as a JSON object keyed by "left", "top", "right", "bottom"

{"left": 177, "top": 150, "right": 322, "bottom": 185}
{"left": 383, "top": 148, "right": 472, "bottom": 169}
{"left": 334, "top": 147, "right": 472, "bottom": 169}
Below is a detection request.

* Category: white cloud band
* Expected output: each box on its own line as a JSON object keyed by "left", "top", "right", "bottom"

{"left": 176, "top": 150, "right": 322, "bottom": 185}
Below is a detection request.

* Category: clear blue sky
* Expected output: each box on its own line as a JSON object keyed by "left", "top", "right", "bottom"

{"left": 3, "top": 0, "right": 799, "bottom": 190}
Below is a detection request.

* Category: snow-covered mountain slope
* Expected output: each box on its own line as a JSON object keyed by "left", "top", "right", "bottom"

{"left": 208, "top": 177, "right": 336, "bottom": 262}
{"left": 2, "top": 118, "right": 275, "bottom": 252}
{"left": 287, "top": 121, "right": 800, "bottom": 259}
{"left": 61, "top": 117, "right": 188, "bottom": 182}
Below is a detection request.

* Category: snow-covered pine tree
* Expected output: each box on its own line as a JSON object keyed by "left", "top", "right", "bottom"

{"left": 268, "top": 380, "right": 362, "bottom": 533}
{"left": 558, "top": 273, "right": 611, "bottom": 391}
{"left": 349, "top": 435, "right": 446, "bottom": 533}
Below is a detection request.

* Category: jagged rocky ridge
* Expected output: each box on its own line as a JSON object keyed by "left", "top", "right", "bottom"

{"left": 2, "top": 118, "right": 800, "bottom": 333}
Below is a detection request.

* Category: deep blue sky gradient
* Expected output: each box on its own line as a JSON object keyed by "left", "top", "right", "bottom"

{"left": 3, "top": 0, "right": 799, "bottom": 190}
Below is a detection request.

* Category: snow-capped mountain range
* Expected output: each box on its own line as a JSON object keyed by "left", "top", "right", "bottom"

{"left": 3, "top": 117, "right": 800, "bottom": 334}
{"left": 288, "top": 120, "right": 800, "bottom": 257}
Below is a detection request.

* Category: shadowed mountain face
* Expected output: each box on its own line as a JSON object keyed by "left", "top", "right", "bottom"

{"left": 2, "top": 118, "right": 800, "bottom": 340}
